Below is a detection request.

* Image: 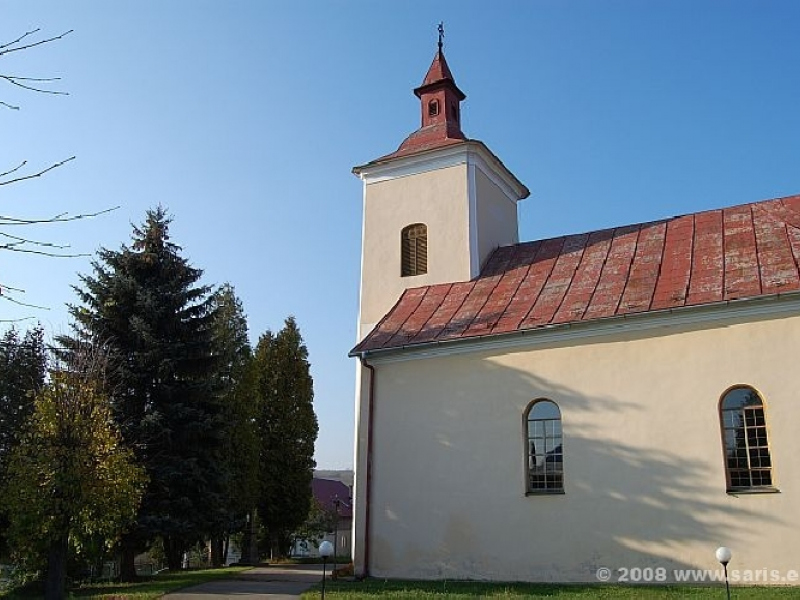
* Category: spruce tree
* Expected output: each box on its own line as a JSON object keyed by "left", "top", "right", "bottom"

{"left": 254, "top": 317, "right": 318, "bottom": 558}
{"left": 61, "top": 207, "right": 226, "bottom": 577}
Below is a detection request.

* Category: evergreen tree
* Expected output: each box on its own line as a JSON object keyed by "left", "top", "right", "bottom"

{"left": 60, "top": 207, "right": 226, "bottom": 577}
{"left": 208, "top": 284, "right": 259, "bottom": 566}
{"left": 254, "top": 317, "right": 318, "bottom": 558}
{"left": 0, "top": 325, "right": 47, "bottom": 558}
{"left": 1, "top": 349, "right": 146, "bottom": 600}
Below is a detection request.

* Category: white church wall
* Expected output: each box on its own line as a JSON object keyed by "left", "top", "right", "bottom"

{"left": 473, "top": 166, "right": 519, "bottom": 274}
{"left": 363, "top": 310, "right": 800, "bottom": 582}
{"left": 359, "top": 163, "right": 471, "bottom": 335}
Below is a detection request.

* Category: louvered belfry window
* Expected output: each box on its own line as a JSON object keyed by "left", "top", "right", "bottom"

{"left": 401, "top": 223, "right": 428, "bottom": 277}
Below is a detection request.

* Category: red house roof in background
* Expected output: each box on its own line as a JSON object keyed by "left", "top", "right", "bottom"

{"left": 312, "top": 478, "right": 352, "bottom": 518}
{"left": 352, "top": 194, "right": 800, "bottom": 355}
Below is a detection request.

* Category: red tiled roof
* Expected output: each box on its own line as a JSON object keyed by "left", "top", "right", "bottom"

{"left": 352, "top": 194, "right": 800, "bottom": 355}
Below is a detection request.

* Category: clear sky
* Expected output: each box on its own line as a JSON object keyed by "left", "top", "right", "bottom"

{"left": 3, "top": 2, "right": 799, "bottom": 469}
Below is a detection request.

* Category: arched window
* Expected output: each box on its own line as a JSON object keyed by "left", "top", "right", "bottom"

{"left": 720, "top": 386, "right": 775, "bottom": 492}
{"left": 525, "top": 399, "right": 563, "bottom": 493}
{"left": 401, "top": 224, "right": 427, "bottom": 277}
{"left": 428, "top": 99, "right": 440, "bottom": 117}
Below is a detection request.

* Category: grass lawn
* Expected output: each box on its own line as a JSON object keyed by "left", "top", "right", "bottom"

{"left": 301, "top": 579, "right": 800, "bottom": 598}
{"left": 0, "top": 566, "right": 250, "bottom": 599}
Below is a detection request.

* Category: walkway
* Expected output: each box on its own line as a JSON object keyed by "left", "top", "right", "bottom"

{"left": 164, "top": 564, "right": 324, "bottom": 600}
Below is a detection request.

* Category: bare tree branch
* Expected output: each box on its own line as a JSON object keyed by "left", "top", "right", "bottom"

{"left": 1, "top": 27, "right": 116, "bottom": 313}
{"left": 0, "top": 28, "right": 41, "bottom": 51}
{"left": 1, "top": 29, "right": 73, "bottom": 107}
{"left": 0, "top": 74, "right": 67, "bottom": 96}
{"left": 0, "top": 28, "right": 73, "bottom": 56}
{"left": 1, "top": 231, "right": 71, "bottom": 249}
{"left": 0, "top": 282, "right": 25, "bottom": 294}
{"left": 0, "top": 246, "right": 89, "bottom": 258}
{"left": 0, "top": 205, "right": 119, "bottom": 226}
{"left": 0, "top": 161, "right": 27, "bottom": 179}
{"left": 0, "top": 75, "right": 61, "bottom": 82}
{"left": 0, "top": 281, "right": 51, "bottom": 314}
{"left": 0, "top": 156, "right": 75, "bottom": 186}
{"left": 0, "top": 293, "right": 49, "bottom": 311}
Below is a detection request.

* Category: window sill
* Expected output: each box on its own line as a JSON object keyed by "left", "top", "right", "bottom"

{"left": 726, "top": 487, "right": 780, "bottom": 496}
{"left": 526, "top": 490, "right": 565, "bottom": 497}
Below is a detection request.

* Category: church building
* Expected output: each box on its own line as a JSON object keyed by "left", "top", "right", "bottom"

{"left": 349, "top": 39, "right": 800, "bottom": 582}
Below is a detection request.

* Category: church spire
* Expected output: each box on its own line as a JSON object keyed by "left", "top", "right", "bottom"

{"left": 385, "top": 24, "right": 467, "bottom": 159}
{"left": 413, "top": 23, "right": 465, "bottom": 137}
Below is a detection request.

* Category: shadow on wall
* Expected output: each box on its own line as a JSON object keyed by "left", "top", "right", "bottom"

{"left": 371, "top": 353, "right": 779, "bottom": 582}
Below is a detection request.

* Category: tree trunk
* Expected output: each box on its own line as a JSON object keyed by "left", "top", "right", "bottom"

{"left": 222, "top": 533, "right": 230, "bottom": 566}
{"left": 240, "top": 512, "right": 258, "bottom": 564}
{"left": 270, "top": 531, "right": 291, "bottom": 560}
{"left": 45, "top": 536, "right": 68, "bottom": 600}
{"left": 165, "top": 536, "right": 184, "bottom": 571}
{"left": 210, "top": 537, "right": 223, "bottom": 568}
{"left": 119, "top": 536, "right": 138, "bottom": 582}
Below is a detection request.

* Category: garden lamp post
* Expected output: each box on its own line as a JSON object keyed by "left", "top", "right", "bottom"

{"left": 332, "top": 496, "right": 342, "bottom": 571}
{"left": 715, "top": 546, "right": 732, "bottom": 600}
{"left": 319, "top": 540, "right": 334, "bottom": 600}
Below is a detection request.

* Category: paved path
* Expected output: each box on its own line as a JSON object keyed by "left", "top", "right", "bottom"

{"left": 164, "top": 564, "right": 325, "bottom": 599}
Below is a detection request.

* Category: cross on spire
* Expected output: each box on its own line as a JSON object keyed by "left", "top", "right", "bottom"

{"left": 438, "top": 22, "right": 444, "bottom": 52}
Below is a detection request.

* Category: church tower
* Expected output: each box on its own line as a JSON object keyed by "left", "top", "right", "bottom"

{"left": 350, "top": 33, "right": 528, "bottom": 577}
{"left": 352, "top": 33, "right": 530, "bottom": 340}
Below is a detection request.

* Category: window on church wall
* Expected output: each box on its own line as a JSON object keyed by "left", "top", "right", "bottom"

{"left": 719, "top": 386, "right": 775, "bottom": 492}
{"left": 428, "top": 99, "right": 439, "bottom": 117}
{"left": 401, "top": 223, "right": 428, "bottom": 277}
{"left": 525, "top": 399, "right": 563, "bottom": 494}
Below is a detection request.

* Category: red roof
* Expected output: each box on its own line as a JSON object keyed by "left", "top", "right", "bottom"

{"left": 312, "top": 478, "right": 352, "bottom": 518}
{"left": 352, "top": 194, "right": 800, "bottom": 355}
{"left": 370, "top": 49, "right": 467, "bottom": 163}
{"left": 414, "top": 49, "right": 464, "bottom": 99}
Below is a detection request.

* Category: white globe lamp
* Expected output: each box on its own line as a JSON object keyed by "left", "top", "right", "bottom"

{"left": 715, "top": 546, "right": 732, "bottom": 600}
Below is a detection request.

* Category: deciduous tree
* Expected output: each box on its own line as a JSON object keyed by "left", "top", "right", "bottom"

{"left": 0, "top": 347, "right": 146, "bottom": 599}
{"left": 293, "top": 497, "right": 337, "bottom": 552}
{"left": 0, "top": 325, "right": 47, "bottom": 558}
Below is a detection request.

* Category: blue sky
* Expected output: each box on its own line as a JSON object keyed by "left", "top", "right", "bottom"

{"left": 3, "top": 2, "right": 799, "bottom": 469}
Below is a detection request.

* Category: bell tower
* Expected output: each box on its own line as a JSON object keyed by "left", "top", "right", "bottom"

{"left": 352, "top": 33, "right": 529, "bottom": 340}
{"left": 351, "top": 30, "right": 530, "bottom": 577}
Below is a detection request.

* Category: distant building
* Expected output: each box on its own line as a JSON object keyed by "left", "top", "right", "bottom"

{"left": 349, "top": 40, "right": 800, "bottom": 582}
{"left": 314, "top": 469, "right": 354, "bottom": 490}
{"left": 293, "top": 478, "right": 353, "bottom": 559}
